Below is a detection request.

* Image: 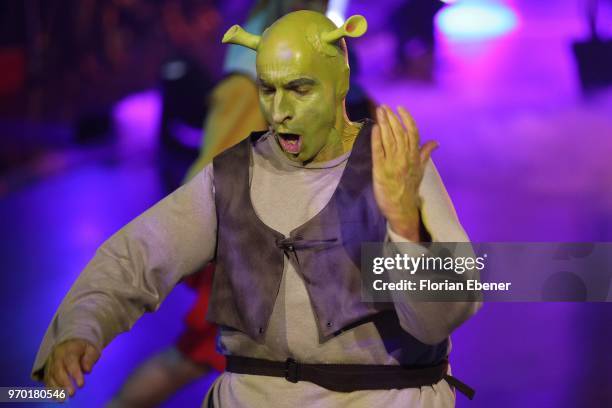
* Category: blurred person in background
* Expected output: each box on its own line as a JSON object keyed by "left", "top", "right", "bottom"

{"left": 389, "top": 0, "right": 444, "bottom": 81}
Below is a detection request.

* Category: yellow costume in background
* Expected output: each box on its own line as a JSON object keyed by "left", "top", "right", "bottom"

{"left": 185, "top": 74, "right": 267, "bottom": 180}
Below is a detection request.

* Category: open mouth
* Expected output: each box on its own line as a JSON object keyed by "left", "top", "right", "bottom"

{"left": 277, "top": 132, "right": 302, "bottom": 154}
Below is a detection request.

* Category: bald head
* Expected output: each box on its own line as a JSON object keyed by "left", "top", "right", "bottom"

{"left": 257, "top": 11, "right": 349, "bottom": 99}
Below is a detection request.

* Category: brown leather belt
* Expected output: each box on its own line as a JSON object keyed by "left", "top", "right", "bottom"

{"left": 225, "top": 355, "right": 475, "bottom": 400}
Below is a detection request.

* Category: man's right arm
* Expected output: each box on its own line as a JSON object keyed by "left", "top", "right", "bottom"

{"left": 31, "top": 164, "right": 218, "bottom": 392}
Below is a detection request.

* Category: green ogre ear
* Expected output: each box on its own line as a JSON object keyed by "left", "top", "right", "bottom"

{"left": 321, "top": 15, "right": 368, "bottom": 44}
{"left": 222, "top": 24, "right": 261, "bottom": 50}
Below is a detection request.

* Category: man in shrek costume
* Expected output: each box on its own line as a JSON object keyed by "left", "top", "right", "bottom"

{"left": 33, "top": 10, "right": 479, "bottom": 407}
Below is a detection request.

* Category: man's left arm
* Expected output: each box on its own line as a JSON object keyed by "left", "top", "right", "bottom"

{"left": 372, "top": 105, "right": 481, "bottom": 345}
{"left": 386, "top": 160, "right": 481, "bottom": 345}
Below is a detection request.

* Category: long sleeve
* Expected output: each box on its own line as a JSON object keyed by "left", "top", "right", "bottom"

{"left": 386, "top": 160, "right": 482, "bottom": 345}
{"left": 31, "top": 164, "right": 218, "bottom": 381}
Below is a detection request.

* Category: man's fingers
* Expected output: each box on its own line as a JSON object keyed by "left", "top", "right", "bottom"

{"left": 46, "top": 375, "right": 68, "bottom": 403}
{"left": 45, "top": 366, "right": 57, "bottom": 389}
{"left": 65, "top": 353, "right": 84, "bottom": 388}
{"left": 371, "top": 124, "right": 385, "bottom": 165}
{"left": 397, "top": 106, "right": 420, "bottom": 156}
{"left": 376, "top": 107, "right": 395, "bottom": 155}
{"left": 420, "top": 140, "right": 439, "bottom": 167}
{"left": 54, "top": 363, "right": 75, "bottom": 396}
{"left": 383, "top": 106, "right": 406, "bottom": 155}
{"left": 81, "top": 344, "right": 100, "bottom": 374}
{"left": 41, "top": 339, "right": 100, "bottom": 400}
{"left": 43, "top": 360, "right": 54, "bottom": 388}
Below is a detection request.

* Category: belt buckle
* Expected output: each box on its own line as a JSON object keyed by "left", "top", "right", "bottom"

{"left": 285, "top": 358, "right": 299, "bottom": 383}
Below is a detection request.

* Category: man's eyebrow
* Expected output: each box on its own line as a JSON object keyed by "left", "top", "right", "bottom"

{"left": 285, "top": 78, "right": 316, "bottom": 88}
{"left": 257, "top": 78, "right": 273, "bottom": 87}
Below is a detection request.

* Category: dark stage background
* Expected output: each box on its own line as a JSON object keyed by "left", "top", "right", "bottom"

{"left": 1, "top": 0, "right": 612, "bottom": 407}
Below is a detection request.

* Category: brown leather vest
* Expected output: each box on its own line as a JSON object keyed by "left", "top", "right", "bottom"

{"left": 208, "top": 121, "right": 396, "bottom": 342}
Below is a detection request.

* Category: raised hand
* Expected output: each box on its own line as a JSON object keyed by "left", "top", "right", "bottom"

{"left": 43, "top": 338, "right": 100, "bottom": 397}
{"left": 371, "top": 105, "right": 438, "bottom": 241}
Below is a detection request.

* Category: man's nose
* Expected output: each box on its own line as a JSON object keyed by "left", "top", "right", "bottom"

{"left": 272, "top": 92, "right": 292, "bottom": 125}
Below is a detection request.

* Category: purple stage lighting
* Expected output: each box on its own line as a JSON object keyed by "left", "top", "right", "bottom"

{"left": 436, "top": 0, "right": 518, "bottom": 42}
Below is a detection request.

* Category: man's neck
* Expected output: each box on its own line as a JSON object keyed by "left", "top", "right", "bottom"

{"left": 311, "top": 108, "right": 362, "bottom": 164}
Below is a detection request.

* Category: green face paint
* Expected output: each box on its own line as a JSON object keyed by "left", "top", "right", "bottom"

{"left": 222, "top": 11, "right": 367, "bottom": 164}
{"left": 256, "top": 19, "right": 341, "bottom": 163}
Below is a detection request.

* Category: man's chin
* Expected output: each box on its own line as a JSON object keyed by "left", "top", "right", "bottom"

{"left": 282, "top": 149, "right": 304, "bottom": 161}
